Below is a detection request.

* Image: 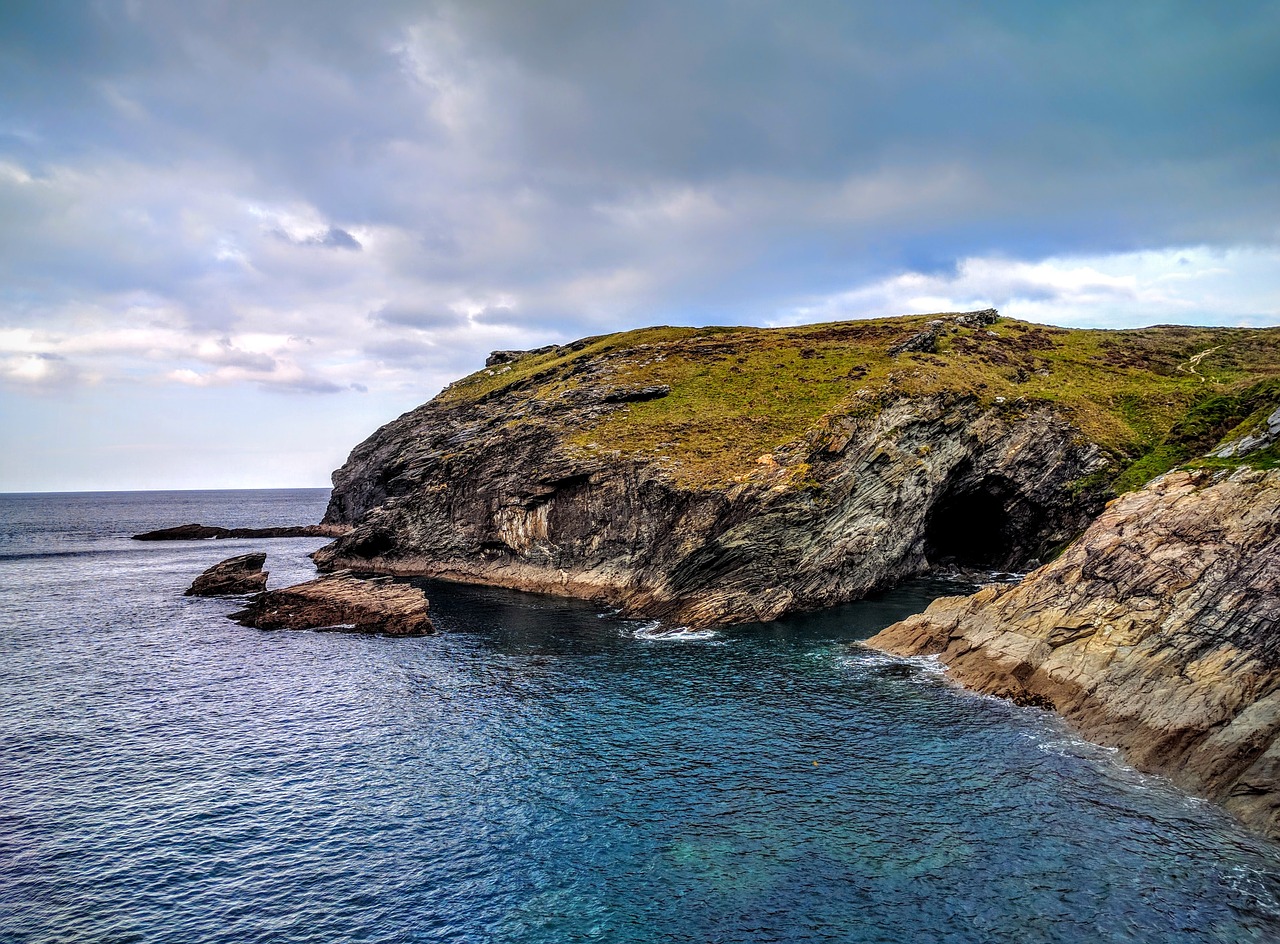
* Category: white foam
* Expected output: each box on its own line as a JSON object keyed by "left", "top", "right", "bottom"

{"left": 626, "top": 620, "right": 721, "bottom": 643}
{"left": 982, "top": 570, "right": 1028, "bottom": 585}
{"left": 839, "top": 647, "right": 949, "bottom": 682}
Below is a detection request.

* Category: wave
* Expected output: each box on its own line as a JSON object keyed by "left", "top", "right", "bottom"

{"left": 839, "top": 646, "right": 948, "bottom": 684}
{"left": 625, "top": 620, "right": 721, "bottom": 643}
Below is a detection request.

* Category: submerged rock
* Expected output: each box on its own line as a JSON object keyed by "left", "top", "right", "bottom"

{"left": 866, "top": 467, "right": 1280, "bottom": 839}
{"left": 134, "top": 522, "right": 348, "bottom": 541}
{"left": 228, "top": 571, "right": 435, "bottom": 636}
{"left": 185, "top": 552, "right": 268, "bottom": 596}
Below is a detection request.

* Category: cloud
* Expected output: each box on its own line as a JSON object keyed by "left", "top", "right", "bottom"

{"left": 0, "top": 352, "right": 80, "bottom": 388}
{"left": 0, "top": 1, "right": 1277, "bottom": 487}
{"left": 371, "top": 304, "right": 464, "bottom": 329}
{"left": 272, "top": 225, "right": 362, "bottom": 250}
{"left": 774, "top": 246, "right": 1280, "bottom": 329}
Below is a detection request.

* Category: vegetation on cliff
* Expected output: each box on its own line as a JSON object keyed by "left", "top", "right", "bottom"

{"left": 318, "top": 310, "right": 1279, "bottom": 627}
{"left": 439, "top": 312, "right": 1280, "bottom": 491}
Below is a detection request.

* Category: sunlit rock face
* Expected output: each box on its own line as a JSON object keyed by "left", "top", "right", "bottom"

{"left": 868, "top": 467, "right": 1280, "bottom": 839}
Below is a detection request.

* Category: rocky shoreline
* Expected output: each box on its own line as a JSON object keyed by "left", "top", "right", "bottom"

{"left": 158, "top": 311, "right": 1280, "bottom": 838}
{"left": 867, "top": 467, "right": 1280, "bottom": 839}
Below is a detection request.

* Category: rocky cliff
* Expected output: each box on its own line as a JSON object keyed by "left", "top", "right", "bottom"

{"left": 316, "top": 311, "right": 1279, "bottom": 627}
{"left": 867, "top": 465, "right": 1280, "bottom": 837}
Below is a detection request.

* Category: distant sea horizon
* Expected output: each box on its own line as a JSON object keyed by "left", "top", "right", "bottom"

{"left": 0, "top": 485, "right": 332, "bottom": 497}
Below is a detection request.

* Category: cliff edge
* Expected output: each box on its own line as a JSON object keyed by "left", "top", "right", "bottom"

{"left": 315, "top": 311, "right": 1279, "bottom": 627}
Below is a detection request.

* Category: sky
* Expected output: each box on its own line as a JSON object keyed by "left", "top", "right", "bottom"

{"left": 1, "top": 1, "right": 1278, "bottom": 491}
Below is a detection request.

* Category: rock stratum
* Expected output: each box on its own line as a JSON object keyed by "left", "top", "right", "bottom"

{"left": 867, "top": 467, "right": 1280, "bottom": 838}
{"left": 315, "top": 311, "right": 1280, "bottom": 628}
{"left": 185, "top": 552, "right": 268, "bottom": 596}
{"left": 229, "top": 571, "right": 435, "bottom": 636}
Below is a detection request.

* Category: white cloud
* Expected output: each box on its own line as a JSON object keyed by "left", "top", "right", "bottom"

{"left": 774, "top": 245, "right": 1280, "bottom": 329}
{"left": 2, "top": 2, "right": 1277, "bottom": 488}
{"left": 0, "top": 353, "right": 81, "bottom": 388}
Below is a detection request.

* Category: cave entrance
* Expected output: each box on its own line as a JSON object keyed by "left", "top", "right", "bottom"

{"left": 924, "top": 474, "right": 1034, "bottom": 571}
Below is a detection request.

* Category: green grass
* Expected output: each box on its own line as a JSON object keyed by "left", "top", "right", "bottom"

{"left": 441, "top": 313, "right": 1280, "bottom": 491}
{"left": 1147, "top": 381, "right": 1280, "bottom": 479}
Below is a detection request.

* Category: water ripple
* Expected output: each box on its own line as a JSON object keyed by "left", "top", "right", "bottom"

{"left": 3, "top": 491, "right": 1280, "bottom": 943}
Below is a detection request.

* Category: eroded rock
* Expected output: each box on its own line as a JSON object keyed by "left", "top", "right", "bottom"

{"left": 866, "top": 467, "right": 1280, "bottom": 838}
{"left": 889, "top": 320, "right": 947, "bottom": 355}
{"left": 314, "top": 313, "right": 1277, "bottom": 628}
{"left": 228, "top": 571, "right": 435, "bottom": 636}
{"left": 185, "top": 553, "right": 268, "bottom": 596}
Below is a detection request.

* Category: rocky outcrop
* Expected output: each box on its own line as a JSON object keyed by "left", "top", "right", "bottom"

{"left": 185, "top": 552, "right": 268, "bottom": 596}
{"left": 1211, "top": 405, "right": 1280, "bottom": 459}
{"left": 368, "top": 394, "right": 1101, "bottom": 628}
{"left": 889, "top": 309, "right": 998, "bottom": 355}
{"left": 228, "top": 571, "right": 434, "bottom": 636}
{"left": 486, "top": 344, "right": 563, "bottom": 367}
{"left": 313, "top": 312, "right": 1278, "bottom": 628}
{"left": 134, "top": 523, "right": 349, "bottom": 541}
{"left": 314, "top": 313, "right": 1128, "bottom": 626}
{"left": 866, "top": 468, "right": 1280, "bottom": 838}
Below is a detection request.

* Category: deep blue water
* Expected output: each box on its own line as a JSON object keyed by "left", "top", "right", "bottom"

{"left": 3, "top": 490, "right": 1280, "bottom": 944}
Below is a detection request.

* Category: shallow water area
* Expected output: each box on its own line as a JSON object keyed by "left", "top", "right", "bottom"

{"left": 3, "top": 490, "right": 1280, "bottom": 943}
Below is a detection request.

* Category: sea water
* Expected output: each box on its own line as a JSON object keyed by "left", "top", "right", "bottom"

{"left": 2, "top": 490, "right": 1279, "bottom": 943}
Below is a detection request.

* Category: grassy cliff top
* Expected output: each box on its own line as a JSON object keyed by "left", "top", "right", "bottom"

{"left": 440, "top": 312, "right": 1280, "bottom": 490}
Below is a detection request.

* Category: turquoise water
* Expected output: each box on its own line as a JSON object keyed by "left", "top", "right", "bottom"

{"left": 2, "top": 490, "right": 1280, "bottom": 943}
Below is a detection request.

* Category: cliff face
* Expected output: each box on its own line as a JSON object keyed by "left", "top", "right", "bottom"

{"left": 316, "top": 311, "right": 1278, "bottom": 626}
{"left": 867, "top": 467, "right": 1280, "bottom": 838}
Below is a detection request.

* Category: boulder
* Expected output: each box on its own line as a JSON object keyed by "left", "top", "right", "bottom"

{"left": 228, "top": 571, "right": 435, "bottom": 636}
{"left": 185, "top": 552, "right": 268, "bottom": 596}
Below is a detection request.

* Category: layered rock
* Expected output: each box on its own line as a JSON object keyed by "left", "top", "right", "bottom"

{"left": 228, "top": 571, "right": 434, "bottom": 636}
{"left": 315, "top": 393, "right": 1106, "bottom": 626}
{"left": 867, "top": 468, "right": 1280, "bottom": 838}
{"left": 314, "top": 313, "right": 1279, "bottom": 627}
{"left": 185, "top": 553, "right": 268, "bottom": 596}
{"left": 134, "top": 522, "right": 348, "bottom": 541}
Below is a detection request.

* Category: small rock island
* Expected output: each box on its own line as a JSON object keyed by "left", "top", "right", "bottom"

{"left": 185, "top": 552, "right": 268, "bottom": 596}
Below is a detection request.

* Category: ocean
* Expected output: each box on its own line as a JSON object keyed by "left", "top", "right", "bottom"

{"left": 2, "top": 489, "right": 1279, "bottom": 943}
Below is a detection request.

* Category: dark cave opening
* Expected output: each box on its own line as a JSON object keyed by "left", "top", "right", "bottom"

{"left": 924, "top": 475, "right": 1038, "bottom": 571}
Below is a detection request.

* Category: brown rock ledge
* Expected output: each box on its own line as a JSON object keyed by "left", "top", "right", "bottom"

{"left": 228, "top": 571, "right": 435, "bottom": 636}
{"left": 866, "top": 468, "right": 1280, "bottom": 839}
{"left": 185, "top": 553, "right": 268, "bottom": 596}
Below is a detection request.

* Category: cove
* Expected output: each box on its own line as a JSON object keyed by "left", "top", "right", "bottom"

{"left": 4, "top": 489, "right": 1280, "bottom": 943}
